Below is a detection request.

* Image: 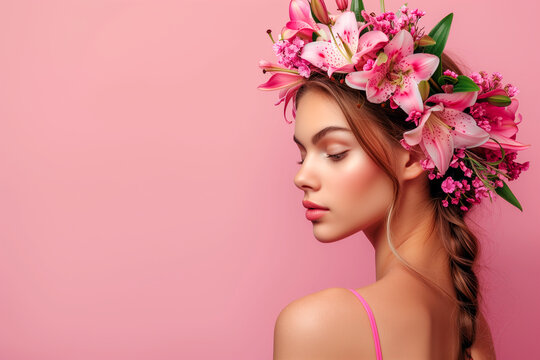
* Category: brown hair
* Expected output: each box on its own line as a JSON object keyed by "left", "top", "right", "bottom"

{"left": 295, "top": 53, "right": 480, "bottom": 360}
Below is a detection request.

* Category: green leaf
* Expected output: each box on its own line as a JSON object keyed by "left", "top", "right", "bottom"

{"left": 453, "top": 75, "right": 480, "bottom": 93}
{"left": 495, "top": 181, "right": 523, "bottom": 211}
{"left": 350, "top": 0, "right": 365, "bottom": 21}
{"left": 437, "top": 75, "right": 458, "bottom": 86}
{"left": 425, "top": 13, "right": 454, "bottom": 80}
{"left": 351, "top": 0, "right": 369, "bottom": 36}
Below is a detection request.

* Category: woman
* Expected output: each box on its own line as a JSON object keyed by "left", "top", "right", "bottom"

{"left": 258, "top": 1, "right": 530, "bottom": 359}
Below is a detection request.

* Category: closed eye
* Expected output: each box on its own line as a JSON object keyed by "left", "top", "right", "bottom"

{"left": 297, "top": 151, "right": 348, "bottom": 165}
{"left": 327, "top": 151, "right": 348, "bottom": 161}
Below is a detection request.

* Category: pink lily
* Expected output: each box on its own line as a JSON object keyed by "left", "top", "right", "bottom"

{"left": 300, "top": 11, "right": 388, "bottom": 77}
{"left": 258, "top": 61, "right": 305, "bottom": 123}
{"left": 475, "top": 89, "right": 531, "bottom": 152}
{"left": 402, "top": 91, "right": 490, "bottom": 175}
{"left": 345, "top": 29, "right": 439, "bottom": 114}
{"left": 281, "top": 0, "right": 321, "bottom": 41}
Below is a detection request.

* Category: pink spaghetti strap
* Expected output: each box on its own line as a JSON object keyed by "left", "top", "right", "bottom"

{"left": 347, "top": 288, "right": 383, "bottom": 360}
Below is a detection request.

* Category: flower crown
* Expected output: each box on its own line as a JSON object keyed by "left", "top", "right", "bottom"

{"left": 258, "top": 0, "right": 531, "bottom": 212}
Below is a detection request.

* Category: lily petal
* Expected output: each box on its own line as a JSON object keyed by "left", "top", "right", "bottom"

{"left": 345, "top": 70, "right": 370, "bottom": 90}
{"left": 300, "top": 40, "right": 345, "bottom": 76}
{"left": 426, "top": 91, "right": 478, "bottom": 112}
{"left": 441, "top": 108, "right": 490, "bottom": 148}
{"left": 279, "top": 84, "right": 303, "bottom": 123}
{"left": 399, "top": 53, "right": 440, "bottom": 82}
{"left": 422, "top": 120, "right": 454, "bottom": 174}
{"left": 258, "top": 72, "right": 304, "bottom": 91}
{"left": 402, "top": 109, "right": 434, "bottom": 146}
{"left": 392, "top": 76, "right": 424, "bottom": 114}
{"left": 365, "top": 64, "right": 395, "bottom": 103}
{"left": 477, "top": 88, "right": 506, "bottom": 99}
{"left": 258, "top": 60, "right": 286, "bottom": 71}
{"left": 479, "top": 133, "right": 531, "bottom": 151}
{"left": 332, "top": 11, "right": 359, "bottom": 55}
{"left": 384, "top": 29, "right": 414, "bottom": 60}
{"left": 356, "top": 30, "right": 388, "bottom": 56}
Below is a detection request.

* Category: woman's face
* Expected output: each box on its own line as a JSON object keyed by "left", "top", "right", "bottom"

{"left": 293, "top": 89, "right": 394, "bottom": 243}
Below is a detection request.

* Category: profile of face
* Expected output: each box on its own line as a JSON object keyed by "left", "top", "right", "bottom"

{"left": 293, "top": 89, "right": 395, "bottom": 243}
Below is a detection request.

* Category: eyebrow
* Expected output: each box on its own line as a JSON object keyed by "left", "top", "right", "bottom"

{"left": 293, "top": 126, "right": 352, "bottom": 147}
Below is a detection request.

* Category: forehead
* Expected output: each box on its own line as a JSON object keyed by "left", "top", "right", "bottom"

{"left": 294, "top": 89, "right": 350, "bottom": 132}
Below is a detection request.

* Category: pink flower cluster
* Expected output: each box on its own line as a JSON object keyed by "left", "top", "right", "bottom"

{"left": 361, "top": 5, "right": 426, "bottom": 40}
{"left": 443, "top": 69, "right": 458, "bottom": 79}
{"left": 439, "top": 174, "right": 503, "bottom": 211}
{"left": 484, "top": 149, "right": 530, "bottom": 181}
{"left": 420, "top": 148, "right": 508, "bottom": 211}
{"left": 470, "top": 71, "right": 519, "bottom": 97}
{"left": 272, "top": 38, "right": 311, "bottom": 78}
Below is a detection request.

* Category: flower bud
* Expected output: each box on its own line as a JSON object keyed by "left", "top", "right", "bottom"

{"left": 418, "top": 80, "right": 430, "bottom": 101}
{"left": 336, "top": 0, "right": 348, "bottom": 11}
{"left": 311, "top": 0, "right": 331, "bottom": 25}
{"left": 417, "top": 35, "right": 436, "bottom": 47}
{"left": 486, "top": 95, "right": 512, "bottom": 107}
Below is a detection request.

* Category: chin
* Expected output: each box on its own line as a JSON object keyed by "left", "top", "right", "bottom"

{"left": 312, "top": 222, "right": 361, "bottom": 243}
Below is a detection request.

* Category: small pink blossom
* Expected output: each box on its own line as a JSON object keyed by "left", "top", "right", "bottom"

{"left": 472, "top": 177, "right": 484, "bottom": 188}
{"left": 405, "top": 110, "right": 423, "bottom": 126}
{"left": 441, "top": 177, "right": 456, "bottom": 193}
{"left": 443, "top": 69, "right": 458, "bottom": 79}
{"left": 400, "top": 138, "right": 412, "bottom": 150}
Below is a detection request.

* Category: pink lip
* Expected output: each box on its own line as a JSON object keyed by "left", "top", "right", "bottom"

{"left": 305, "top": 208, "right": 329, "bottom": 221}
{"left": 302, "top": 200, "right": 329, "bottom": 210}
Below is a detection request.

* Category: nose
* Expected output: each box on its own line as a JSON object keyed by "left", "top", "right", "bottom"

{"left": 294, "top": 157, "right": 320, "bottom": 191}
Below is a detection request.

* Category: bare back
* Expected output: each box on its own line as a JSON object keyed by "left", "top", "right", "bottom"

{"left": 274, "top": 270, "right": 496, "bottom": 359}
{"left": 340, "top": 270, "right": 496, "bottom": 359}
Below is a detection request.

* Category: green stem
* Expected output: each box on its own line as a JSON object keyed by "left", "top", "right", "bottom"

{"left": 380, "top": 0, "right": 385, "bottom": 13}
{"left": 264, "top": 68, "right": 300, "bottom": 75}
{"left": 465, "top": 150, "right": 510, "bottom": 180}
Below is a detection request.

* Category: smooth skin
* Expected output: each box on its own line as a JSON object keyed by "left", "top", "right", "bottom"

{"left": 273, "top": 89, "right": 496, "bottom": 360}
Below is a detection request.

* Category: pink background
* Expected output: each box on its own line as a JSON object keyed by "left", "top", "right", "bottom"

{"left": 0, "top": 0, "right": 538, "bottom": 358}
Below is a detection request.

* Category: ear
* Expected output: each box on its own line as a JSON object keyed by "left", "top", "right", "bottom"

{"left": 395, "top": 144, "right": 426, "bottom": 181}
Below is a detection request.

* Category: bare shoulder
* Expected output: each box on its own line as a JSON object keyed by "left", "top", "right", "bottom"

{"left": 273, "top": 287, "right": 378, "bottom": 360}
{"left": 273, "top": 284, "right": 431, "bottom": 360}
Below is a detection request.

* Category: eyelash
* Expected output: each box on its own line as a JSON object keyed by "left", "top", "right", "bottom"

{"left": 297, "top": 151, "right": 348, "bottom": 165}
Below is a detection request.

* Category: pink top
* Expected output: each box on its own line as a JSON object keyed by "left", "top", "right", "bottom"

{"left": 347, "top": 288, "right": 383, "bottom": 360}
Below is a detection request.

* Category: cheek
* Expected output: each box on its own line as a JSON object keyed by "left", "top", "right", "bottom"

{"left": 330, "top": 152, "right": 393, "bottom": 221}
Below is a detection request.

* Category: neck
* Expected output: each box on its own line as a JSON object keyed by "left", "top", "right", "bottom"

{"left": 364, "top": 184, "right": 454, "bottom": 298}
